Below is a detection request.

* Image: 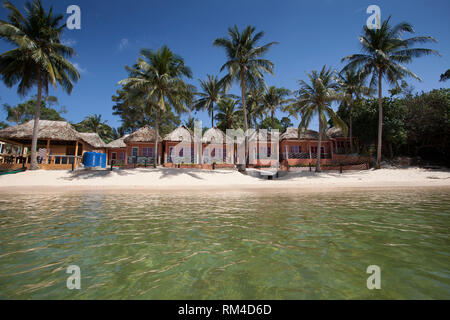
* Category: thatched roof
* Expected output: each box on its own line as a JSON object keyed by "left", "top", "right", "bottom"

{"left": 248, "top": 129, "right": 279, "bottom": 142}
{"left": 163, "top": 125, "right": 193, "bottom": 142}
{"left": 124, "top": 126, "right": 162, "bottom": 143}
{"left": 0, "top": 120, "right": 80, "bottom": 141}
{"left": 202, "top": 127, "right": 226, "bottom": 143}
{"left": 280, "top": 127, "right": 322, "bottom": 141}
{"left": 78, "top": 132, "right": 106, "bottom": 148}
{"left": 105, "top": 134, "right": 129, "bottom": 148}
{"left": 326, "top": 126, "right": 346, "bottom": 138}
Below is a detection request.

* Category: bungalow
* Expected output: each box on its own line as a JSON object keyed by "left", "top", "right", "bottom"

{"left": 280, "top": 127, "right": 351, "bottom": 166}
{"left": 202, "top": 127, "right": 233, "bottom": 165}
{"left": 0, "top": 120, "right": 105, "bottom": 170}
{"left": 163, "top": 125, "right": 195, "bottom": 165}
{"left": 123, "top": 126, "right": 162, "bottom": 165}
{"left": 105, "top": 134, "right": 129, "bottom": 165}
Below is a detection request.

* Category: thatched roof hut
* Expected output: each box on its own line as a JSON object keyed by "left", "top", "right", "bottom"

{"left": 105, "top": 134, "right": 129, "bottom": 148}
{"left": 202, "top": 127, "right": 226, "bottom": 144}
{"left": 78, "top": 132, "right": 106, "bottom": 148}
{"left": 326, "top": 126, "right": 346, "bottom": 138}
{"left": 124, "top": 126, "right": 162, "bottom": 143}
{"left": 280, "top": 127, "right": 322, "bottom": 141}
{"left": 163, "top": 125, "right": 193, "bottom": 142}
{"left": 0, "top": 120, "right": 80, "bottom": 142}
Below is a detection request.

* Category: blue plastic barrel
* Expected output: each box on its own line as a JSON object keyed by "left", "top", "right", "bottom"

{"left": 100, "top": 153, "right": 106, "bottom": 168}
{"left": 83, "top": 152, "right": 96, "bottom": 168}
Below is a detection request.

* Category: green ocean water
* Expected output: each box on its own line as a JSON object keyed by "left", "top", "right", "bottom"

{"left": 0, "top": 189, "right": 449, "bottom": 299}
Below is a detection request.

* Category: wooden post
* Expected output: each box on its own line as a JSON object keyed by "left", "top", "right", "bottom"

{"left": 74, "top": 141, "right": 79, "bottom": 169}
{"left": 45, "top": 139, "right": 50, "bottom": 164}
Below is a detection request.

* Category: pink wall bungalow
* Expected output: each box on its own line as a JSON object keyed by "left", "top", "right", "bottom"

{"left": 123, "top": 126, "right": 163, "bottom": 165}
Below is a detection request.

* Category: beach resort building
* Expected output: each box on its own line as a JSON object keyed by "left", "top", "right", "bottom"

{"left": 105, "top": 135, "right": 129, "bottom": 165}
{"left": 0, "top": 120, "right": 105, "bottom": 170}
{"left": 123, "top": 126, "right": 163, "bottom": 165}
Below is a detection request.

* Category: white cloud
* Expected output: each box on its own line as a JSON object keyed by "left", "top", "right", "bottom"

{"left": 119, "top": 38, "right": 130, "bottom": 51}
{"left": 61, "top": 38, "right": 77, "bottom": 47}
{"left": 73, "top": 63, "right": 87, "bottom": 74}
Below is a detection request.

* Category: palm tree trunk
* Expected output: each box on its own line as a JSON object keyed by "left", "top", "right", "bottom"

{"left": 316, "top": 115, "right": 322, "bottom": 172}
{"left": 240, "top": 72, "right": 249, "bottom": 168}
{"left": 211, "top": 108, "right": 214, "bottom": 128}
{"left": 30, "top": 69, "right": 42, "bottom": 170}
{"left": 349, "top": 105, "right": 353, "bottom": 153}
{"left": 271, "top": 110, "right": 274, "bottom": 130}
{"left": 154, "top": 108, "right": 160, "bottom": 168}
{"left": 376, "top": 72, "right": 383, "bottom": 169}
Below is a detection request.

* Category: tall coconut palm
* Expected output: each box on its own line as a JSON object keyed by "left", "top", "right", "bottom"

{"left": 342, "top": 17, "right": 440, "bottom": 169}
{"left": 262, "top": 86, "right": 291, "bottom": 130}
{"left": 335, "top": 69, "right": 372, "bottom": 152}
{"left": 119, "top": 46, "right": 193, "bottom": 167}
{"left": 214, "top": 98, "right": 242, "bottom": 132}
{"left": 214, "top": 25, "right": 277, "bottom": 167}
{"left": 0, "top": 0, "right": 80, "bottom": 170}
{"left": 294, "top": 66, "right": 347, "bottom": 172}
{"left": 193, "top": 75, "right": 226, "bottom": 127}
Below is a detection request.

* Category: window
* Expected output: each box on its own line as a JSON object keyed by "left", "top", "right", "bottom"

{"left": 211, "top": 148, "right": 216, "bottom": 157}
{"left": 267, "top": 146, "right": 271, "bottom": 157}
{"left": 312, "top": 147, "right": 325, "bottom": 154}
{"left": 168, "top": 147, "right": 174, "bottom": 163}
{"left": 290, "top": 146, "right": 299, "bottom": 154}
{"left": 143, "top": 147, "right": 153, "bottom": 157}
{"left": 119, "top": 152, "right": 125, "bottom": 160}
{"left": 111, "top": 152, "right": 117, "bottom": 160}
{"left": 179, "top": 148, "right": 184, "bottom": 157}
{"left": 132, "top": 147, "right": 138, "bottom": 157}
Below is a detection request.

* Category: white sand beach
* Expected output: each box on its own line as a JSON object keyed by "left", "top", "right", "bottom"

{"left": 0, "top": 167, "right": 449, "bottom": 193}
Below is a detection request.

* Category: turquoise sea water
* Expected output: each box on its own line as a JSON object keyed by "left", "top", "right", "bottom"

{"left": 0, "top": 188, "right": 449, "bottom": 299}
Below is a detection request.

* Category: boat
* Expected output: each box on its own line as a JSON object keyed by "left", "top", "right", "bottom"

{"left": 0, "top": 167, "right": 27, "bottom": 176}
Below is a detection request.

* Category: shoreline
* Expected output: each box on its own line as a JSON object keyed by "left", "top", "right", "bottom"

{"left": 0, "top": 184, "right": 449, "bottom": 194}
{"left": 0, "top": 167, "right": 449, "bottom": 194}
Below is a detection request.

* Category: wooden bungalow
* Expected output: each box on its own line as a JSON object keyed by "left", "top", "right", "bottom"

{"left": 163, "top": 125, "right": 195, "bottom": 165}
{"left": 248, "top": 130, "right": 280, "bottom": 167}
{"left": 202, "top": 127, "right": 234, "bottom": 165}
{"left": 326, "top": 127, "right": 352, "bottom": 154}
{"left": 123, "top": 126, "right": 162, "bottom": 165}
{"left": 280, "top": 127, "right": 336, "bottom": 166}
{"left": 0, "top": 120, "right": 105, "bottom": 170}
{"left": 105, "top": 134, "right": 129, "bottom": 165}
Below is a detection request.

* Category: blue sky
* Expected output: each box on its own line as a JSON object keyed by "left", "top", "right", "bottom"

{"left": 0, "top": 0, "right": 449, "bottom": 131}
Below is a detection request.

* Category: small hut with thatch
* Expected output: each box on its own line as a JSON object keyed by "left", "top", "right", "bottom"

{"left": 105, "top": 134, "right": 129, "bottom": 165}
{"left": 163, "top": 126, "right": 194, "bottom": 164}
{"left": 279, "top": 127, "right": 338, "bottom": 165}
{"left": 326, "top": 127, "right": 351, "bottom": 154}
{"left": 247, "top": 129, "right": 280, "bottom": 166}
{"left": 78, "top": 132, "right": 106, "bottom": 153}
{"left": 201, "top": 127, "right": 232, "bottom": 164}
{"left": 123, "top": 126, "right": 162, "bottom": 165}
{"left": 0, "top": 120, "right": 105, "bottom": 169}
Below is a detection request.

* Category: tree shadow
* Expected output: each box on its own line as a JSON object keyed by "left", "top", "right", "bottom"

{"left": 61, "top": 168, "right": 133, "bottom": 181}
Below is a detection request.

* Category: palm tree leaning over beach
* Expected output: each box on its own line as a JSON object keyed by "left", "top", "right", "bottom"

{"left": 293, "top": 66, "right": 347, "bottom": 172}
{"left": 193, "top": 75, "right": 227, "bottom": 128}
{"left": 0, "top": 0, "right": 80, "bottom": 170}
{"left": 214, "top": 25, "right": 277, "bottom": 167}
{"left": 341, "top": 17, "right": 440, "bottom": 169}
{"left": 262, "top": 86, "right": 292, "bottom": 130}
{"left": 119, "top": 46, "right": 194, "bottom": 167}
{"left": 335, "top": 69, "right": 372, "bottom": 153}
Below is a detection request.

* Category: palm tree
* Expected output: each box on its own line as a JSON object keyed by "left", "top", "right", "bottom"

{"left": 119, "top": 46, "right": 193, "bottom": 167}
{"left": 335, "top": 69, "right": 372, "bottom": 152}
{"left": 214, "top": 98, "right": 241, "bottom": 132}
{"left": 262, "top": 86, "right": 291, "bottom": 130}
{"left": 245, "top": 88, "right": 265, "bottom": 129}
{"left": 0, "top": 0, "right": 80, "bottom": 170}
{"left": 293, "top": 66, "right": 347, "bottom": 172}
{"left": 342, "top": 17, "right": 439, "bottom": 169}
{"left": 214, "top": 25, "right": 277, "bottom": 167}
{"left": 193, "top": 75, "right": 226, "bottom": 127}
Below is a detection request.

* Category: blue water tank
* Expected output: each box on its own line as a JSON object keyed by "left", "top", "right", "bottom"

{"left": 94, "top": 153, "right": 101, "bottom": 167}
{"left": 100, "top": 153, "right": 106, "bottom": 168}
{"left": 83, "top": 152, "right": 96, "bottom": 168}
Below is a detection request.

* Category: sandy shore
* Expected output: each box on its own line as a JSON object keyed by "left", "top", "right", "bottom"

{"left": 0, "top": 167, "right": 449, "bottom": 193}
